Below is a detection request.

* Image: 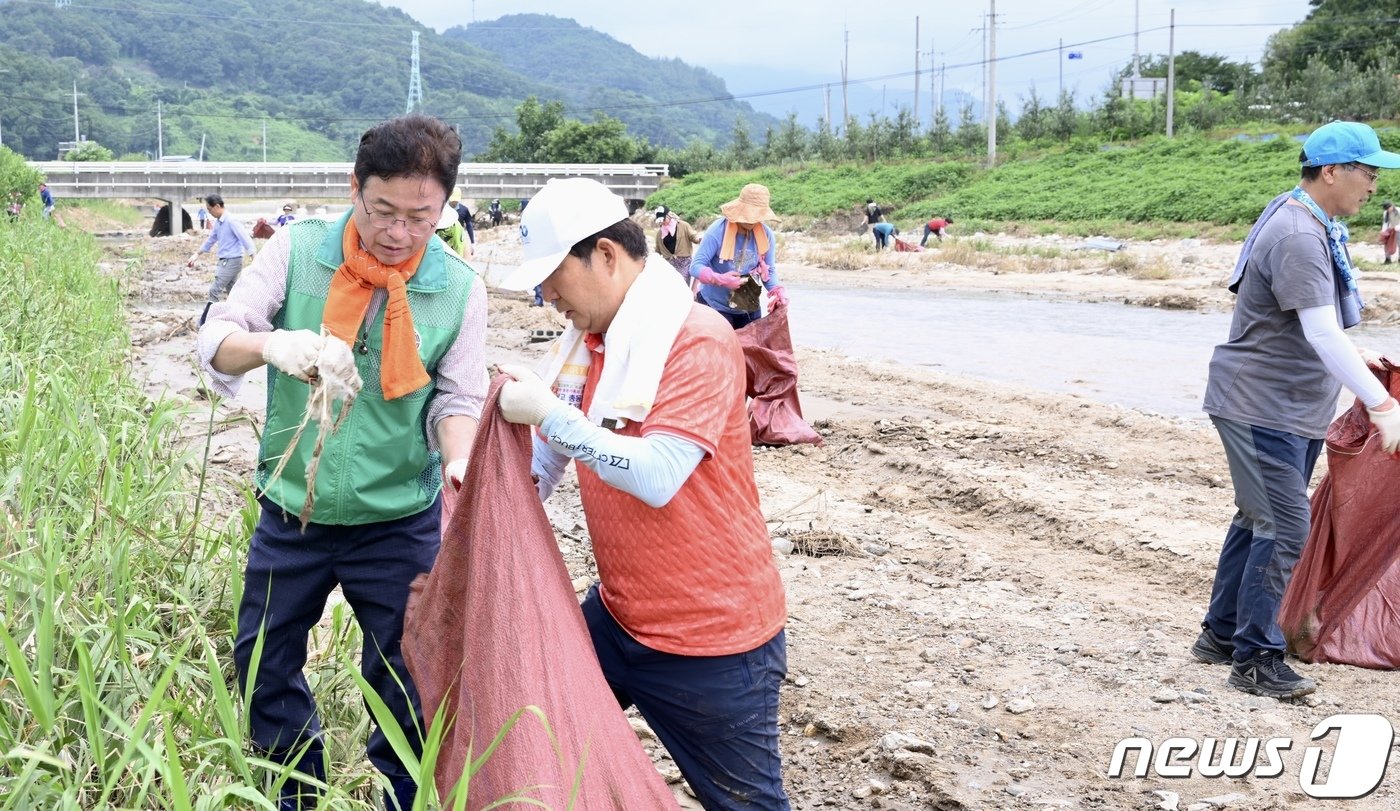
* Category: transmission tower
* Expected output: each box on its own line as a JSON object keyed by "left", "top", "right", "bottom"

{"left": 406, "top": 31, "right": 424, "bottom": 113}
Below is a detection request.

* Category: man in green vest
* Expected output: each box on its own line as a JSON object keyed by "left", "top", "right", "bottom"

{"left": 196, "top": 114, "right": 487, "bottom": 810}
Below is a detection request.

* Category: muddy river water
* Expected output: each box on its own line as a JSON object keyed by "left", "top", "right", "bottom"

{"left": 785, "top": 283, "right": 1400, "bottom": 420}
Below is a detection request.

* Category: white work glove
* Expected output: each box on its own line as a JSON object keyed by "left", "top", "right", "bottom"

{"left": 315, "top": 335, "right": 362, "bottom": 400}
{"left": 1359, "top": 346, "right": 1391, "bottom": 370}
{"left": 1368, "top": 399, "right": 1400, "bottom": 454}
{"left": 445, "top": 459, "right": 468, "bottom": 492}
{"left": 498, "top": 363, "right": 563, "bottom": 426}
{"left": 186, "top": 252, "right": 199, "bottom": 268}
{"left": 261, "top": 329, "right": 325, "bottom": 382}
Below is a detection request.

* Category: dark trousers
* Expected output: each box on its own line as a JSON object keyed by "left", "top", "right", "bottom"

{"left": 919, "top": 225, "right": 943, "bottom": 247}
{"left": 1204, "top": 417, "right": 1323, "bottom": 660}
{"left": 582, "top": 585, "right": 790, "bottom": 810}
{"left": 720, "top": 309, "right": 760, "bottom": 329}
{"left": 874, "top": 231, "right": 890, "bottom": 250}
{"left": 234, "top": 496, "right": 441, "bottom": 811}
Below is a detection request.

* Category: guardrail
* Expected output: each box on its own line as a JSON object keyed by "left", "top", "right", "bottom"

{"left": 28, "top": 162, "right": 670, "bottom": 201}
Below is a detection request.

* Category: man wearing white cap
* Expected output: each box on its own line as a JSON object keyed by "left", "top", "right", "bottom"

{"left": 1197, "top": 120, "right": 1400, "bottom": 700}
{"left": 495, "top": 178, "right": 791, "bottom": 809}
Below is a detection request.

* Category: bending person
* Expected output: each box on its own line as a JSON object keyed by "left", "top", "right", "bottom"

{"left": 690, "top": 183, "right": 787, "bottom": 329}
{"left": 498, "top": 178, "right": 791, "bottom": 810}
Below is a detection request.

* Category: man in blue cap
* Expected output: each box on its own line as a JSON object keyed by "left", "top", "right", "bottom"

{"left": 1196, "top": 121, "right": 1400, "bottom": 699}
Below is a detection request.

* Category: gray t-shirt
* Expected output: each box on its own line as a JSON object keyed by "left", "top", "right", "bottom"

{"left": 1203, "top": 204, "right": 1345, "bottom": 439}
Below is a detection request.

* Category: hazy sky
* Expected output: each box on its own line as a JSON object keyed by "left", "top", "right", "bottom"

{"left": 384, "top": 0, "right": 1314, "bottom": 122}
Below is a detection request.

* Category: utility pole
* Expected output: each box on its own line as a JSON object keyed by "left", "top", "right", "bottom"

{"left": 939, "top": 62, "right": 945, "bottom": 118}
{"left": 72, "top": 80, "right": 81, "bottom": 143}
{"left": 156, "top": 99, "right": 163, "bottom": 160}
{"left": 824, "top": 84, "right": 831, "bottom": 126}
{"left": 914, "top": 16, "right": 920, "bottom": 127}
{"left": 841, "top": 26, "right": 849, "bottom": 131}
{"left": 199, "top": 133, "right": 206, "bottom": 162}
{"left": 262, "top": 118, "right": 268, "bottom": 162}
{"left": 926, "top": 40, "right": 938, "bottom": 124}
{"left": 1058, "top": 39, "right": 1063, "bottom": 100}
{"left": 976, "top": 14, "right": 987, "bottom": 120}
{"left": 1167, "top": 8, "right": 1176, "bottom": 137}
{"left": 987, "top": 0, "right": 997, "bottom": 167}
{"left": 1133, "top": 0, "right": 1141, "bottom": 77}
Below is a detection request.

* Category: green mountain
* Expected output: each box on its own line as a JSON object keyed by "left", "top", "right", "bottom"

{"left": 443, "top": 14, "right": 774, "bottom": 150}
{"left": 0, "top": 0, "right": 772, "bottom": 161}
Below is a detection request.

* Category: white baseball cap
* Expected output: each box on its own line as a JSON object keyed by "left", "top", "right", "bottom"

{"left": 498, "top": 178, "right": 629, "bottom": 291}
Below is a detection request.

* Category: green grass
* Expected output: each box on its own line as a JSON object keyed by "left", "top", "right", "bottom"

{"left": 0, "top": 221, "right": 553, "bottom": 808}
{"left": 649, "top": 134, "right": 1393, "bottom": 239}
{"left": 63, "top": 199, "right": 151, "bottom": 230}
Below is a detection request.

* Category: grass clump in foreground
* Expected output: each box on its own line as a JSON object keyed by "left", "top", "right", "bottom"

{"left": 0, "top": 222, "right": 561, "bottom": 808}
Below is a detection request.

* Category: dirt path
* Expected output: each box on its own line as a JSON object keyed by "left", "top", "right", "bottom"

{"left": 120, "top": 225, "right": 1400, "bottom": 811}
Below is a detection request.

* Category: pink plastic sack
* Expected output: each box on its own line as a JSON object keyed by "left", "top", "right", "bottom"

{"left": 403, "top": 376, "right": 680, "bottom": 808}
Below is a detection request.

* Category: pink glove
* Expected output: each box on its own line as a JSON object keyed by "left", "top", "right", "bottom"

{"left": 767, "top": 285, "right": 789, "bottom": 309}
{"left": 754, "top": 258, "right": 771, "bottom": 283}
{"left": 698, "top": 266, "right": 743, "bottom": 290}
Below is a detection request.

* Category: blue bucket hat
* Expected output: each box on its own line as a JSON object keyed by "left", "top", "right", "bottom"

{"left": 1302, "top": 121, "right": 1400, "bottom": 168}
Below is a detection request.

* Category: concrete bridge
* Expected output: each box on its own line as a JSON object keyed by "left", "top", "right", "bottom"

{"left": 29, "top": 161, "right": 670, "bottom": 234}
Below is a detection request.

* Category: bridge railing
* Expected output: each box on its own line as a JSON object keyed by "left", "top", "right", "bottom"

{"left": 28, "top": 162, "right": 669, "bottom": 203}
{"left": 30, "top": 162, "right": 669, "bottom": 174}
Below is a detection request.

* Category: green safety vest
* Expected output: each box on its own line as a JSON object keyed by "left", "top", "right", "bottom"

{"left": 257, "top": 211, "right": 477, "bottom": 525}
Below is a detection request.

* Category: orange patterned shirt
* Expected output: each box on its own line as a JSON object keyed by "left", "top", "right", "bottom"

{"left": 579, "top": 304, "right": 787, "bottom": 656}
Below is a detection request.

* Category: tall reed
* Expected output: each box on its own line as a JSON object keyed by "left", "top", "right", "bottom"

{"left": 0, "top": 223, "right": 568, "bottom": 809}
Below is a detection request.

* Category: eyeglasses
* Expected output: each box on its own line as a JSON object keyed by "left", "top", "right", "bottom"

{"left": 1345, "top": 163, "right": 1380, "bottom": 183}
{"left": 358, "top": 196, "right": 436, "bottom": 236}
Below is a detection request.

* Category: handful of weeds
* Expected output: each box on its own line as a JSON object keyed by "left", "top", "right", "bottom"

{"left": 265, "top": 329, "right": 362, "bottom": 529}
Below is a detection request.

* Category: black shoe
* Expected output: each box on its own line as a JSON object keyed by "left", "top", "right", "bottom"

{"left": 1227, "top": 651, "right": 1316, "bottom": 700}
{"left": 1190, "top": 625, "right": 1234, "bottom": 665}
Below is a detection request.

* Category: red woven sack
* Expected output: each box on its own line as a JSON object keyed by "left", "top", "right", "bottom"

{"left": 1280, "top": 364, "right": 1400, "bottom": 668}
{"left": 735, "top": 304, "right": 822, "bottom": 446}
{"left": 402, "top": 376, "right": 680, "bottom": 808}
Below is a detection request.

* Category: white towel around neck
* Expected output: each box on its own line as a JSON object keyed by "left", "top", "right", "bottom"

{"left": 536, "top": 254, "right": 694, "bottom": 428}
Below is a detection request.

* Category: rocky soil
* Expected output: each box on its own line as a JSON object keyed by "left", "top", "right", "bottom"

{"left": 115, "top": 219, "right": 1400, "bottom": 811}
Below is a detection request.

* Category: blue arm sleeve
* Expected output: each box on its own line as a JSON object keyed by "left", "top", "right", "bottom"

{"left": 199, "top": 225, "right": 217, "bottom": 254}
{"left": 691, "top": 222, "right": 722, "bottom": 277}
{"left": 538, "top": 406, "right": 705, "bottom": 508}
{"left": 762, "top": 224, "right": 779, "bottom": 289}
{"left": 531, "top": 430, "right": 571, "bottom": 501}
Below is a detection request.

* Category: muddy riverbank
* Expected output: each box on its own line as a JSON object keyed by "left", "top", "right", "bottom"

{"left": 119, "top": 221, "right": 1400, "bottom": 811}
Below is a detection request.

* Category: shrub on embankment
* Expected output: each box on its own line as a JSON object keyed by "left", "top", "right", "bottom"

{"left": 649, "top": 132, "right": 1400, "bottom": 231}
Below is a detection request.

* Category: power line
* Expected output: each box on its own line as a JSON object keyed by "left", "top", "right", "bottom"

{"left": 1, "top": 17, "right": 1393, "bottom": 132}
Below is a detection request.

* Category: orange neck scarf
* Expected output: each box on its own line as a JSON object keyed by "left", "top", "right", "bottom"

{"left": 323, "top": 218, "right": 430, "bottom": 400}
{"left": 719, "top": 220, "right": 770, "bottom": 262}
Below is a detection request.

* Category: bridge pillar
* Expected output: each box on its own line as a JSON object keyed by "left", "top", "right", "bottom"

{"left": 151, "top": 193, "right": 190, "bottom": 237}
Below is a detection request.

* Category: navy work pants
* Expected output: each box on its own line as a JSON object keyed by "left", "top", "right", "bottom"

{"left": 234, "top": 496, "right": 441, "bottom": 811}
{"left": 582, "top": 585, "right": 791, "bottom": 809}
{"left": 1203, "top": 417, "right": 1323, "bottom": 661}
